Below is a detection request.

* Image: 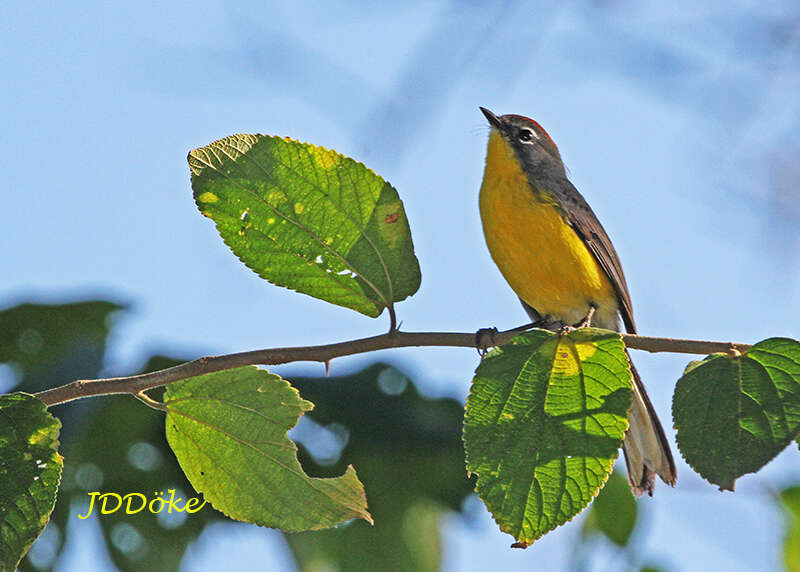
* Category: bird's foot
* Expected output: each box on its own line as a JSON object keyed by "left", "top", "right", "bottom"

{"left": 475, "top": 327, "right": 499, "bottom": 357}
{"left": 557, "top": 323, "right": 575, "bottom": 335}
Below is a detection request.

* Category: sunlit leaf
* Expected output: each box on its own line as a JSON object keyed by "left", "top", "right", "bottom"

{"left": 463, "top": 329, "right": 632, "bottom": 546}
{"left": 0, "top": 393, "right": 63, "bottom": 570}
{"left": 673, "top": 338, "right": 800, "bottom": 490}
{"left": 189, "top": 134, "right": 421, "bottom": 317}
{"left": 164, "top": 367, "right": 371, "bottom": 531}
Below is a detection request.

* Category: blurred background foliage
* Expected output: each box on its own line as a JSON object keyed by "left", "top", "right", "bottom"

{"left": 1, "top": 298, "right": 671, "bottom": 571}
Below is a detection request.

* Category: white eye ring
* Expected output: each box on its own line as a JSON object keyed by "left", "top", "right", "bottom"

{"left": 518, "top": 129, "right": 537, "bottom": 143}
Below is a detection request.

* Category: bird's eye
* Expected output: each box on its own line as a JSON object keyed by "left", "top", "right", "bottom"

{"left": 518, "top": 129, "right": 534, "bottom": 142}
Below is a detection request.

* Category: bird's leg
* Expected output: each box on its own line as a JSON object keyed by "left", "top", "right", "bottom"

{"left": 574, "top": 303, "right": 597, "bottom": 329}
{"left": 505, "top": 318, "right": 549, "bottom": 335}
{"left": 475, "top": 317, "right": 553, "bottom": 357}
{"left": 476, "top": 309, "right": 578, "bottom": 356}
{"left": 538, "top": 315, "right": 566, "bottom": 331}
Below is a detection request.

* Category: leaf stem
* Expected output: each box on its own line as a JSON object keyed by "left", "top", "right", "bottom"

{"left": 135, "top": 390, "right": 165, "bottom": 410}
{"left": 33, "top": 330, "right": 751, "bottom": 407}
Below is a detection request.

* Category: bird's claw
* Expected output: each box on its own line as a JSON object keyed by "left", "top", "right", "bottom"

{"left": 475, "top": 327, "right": 499, "bottom": 357}
{"left": 557, "top": 323, "right": 575, "bottom": 335}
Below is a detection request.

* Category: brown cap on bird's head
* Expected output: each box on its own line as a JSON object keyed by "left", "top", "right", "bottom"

{"left": 480, "top": 107, "right": 562, "bottom": 165}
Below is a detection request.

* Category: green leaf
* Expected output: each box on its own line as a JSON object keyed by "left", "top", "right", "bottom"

{"left": 0, "top": 393, "right": 63, "bottom": 570}
{"left": 164, "top": 366, "right": 372, "bottom": 532}
{"left": 672, "top": 338, "right": 800, "bottom": 490}
{"left": 779, "top": 486, "right": 800, "bottom": 572}
{"left": 582, "top": 469, "right": 637, "bottom": 547}
{"left": 463, "top": 328, "right": 633, "bottom": 546}
{"left": 781, "top": 486, "right": 800, "bottom": 522}
{"left": 188, "top": 134, "right": 421, "bottom": 317}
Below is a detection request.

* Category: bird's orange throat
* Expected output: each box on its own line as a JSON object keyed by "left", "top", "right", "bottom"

{"left": 478, "top": 130, "right": 619, "bottom": 328}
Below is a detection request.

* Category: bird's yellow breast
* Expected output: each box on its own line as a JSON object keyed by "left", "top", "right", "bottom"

{"left": 479, "top": 130, "right": 617, "bottom": 325}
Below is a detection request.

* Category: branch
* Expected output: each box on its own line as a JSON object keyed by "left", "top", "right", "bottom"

{"left": 34, "top": 328, "right": 751, "bottom": 407}
{"left": 621, "top": 334, "right": 749, "bottom": 355}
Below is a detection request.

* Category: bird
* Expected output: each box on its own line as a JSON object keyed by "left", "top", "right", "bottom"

{"left": 477, "top": 107, "right": 676, "bottom": 495}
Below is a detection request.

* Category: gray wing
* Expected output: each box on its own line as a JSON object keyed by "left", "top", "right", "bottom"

{"left": 560, "top": 180, "right": 637, "bottom": 334}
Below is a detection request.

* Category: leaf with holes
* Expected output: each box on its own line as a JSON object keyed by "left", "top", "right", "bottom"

{"left": 188, "top": 135, "right": 421, "bottom": 317}
{"left": 164, "top": 367, "right": 372, "bottom": 532}
{"left": 0, "top": 393, "right": 63, "bottom": 570}
{"left": 673, "top": 337, "right": 800, "bottom": 491}
{"left": 463, "top": 329, "right": 633, "bottom": 547}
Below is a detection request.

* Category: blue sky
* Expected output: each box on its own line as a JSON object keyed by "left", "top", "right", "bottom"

{"left": 3, "top": 1, "right": 800, "bottom": 570}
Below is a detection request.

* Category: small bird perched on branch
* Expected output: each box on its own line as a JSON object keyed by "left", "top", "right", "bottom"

{"left": 477, "top": 107, "right": 676, "bottom": 495}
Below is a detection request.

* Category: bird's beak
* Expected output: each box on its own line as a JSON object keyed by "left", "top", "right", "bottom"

{"left": 480, "top": 107, "right": 502, "bottom": 129}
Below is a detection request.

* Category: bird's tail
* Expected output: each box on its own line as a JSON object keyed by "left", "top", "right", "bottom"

{"left": 622, "top": 352, "right": 677, "bottom": 496}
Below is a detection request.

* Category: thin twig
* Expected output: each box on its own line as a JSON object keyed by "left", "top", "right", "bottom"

{"left": 33, "top": 329, "right": 751, "bottom": 408}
